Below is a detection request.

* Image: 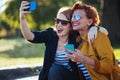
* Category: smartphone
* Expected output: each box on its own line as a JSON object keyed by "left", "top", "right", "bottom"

{"left": 24, "top": 1, "right": 37, "bottom": 11}
{"left": 64, "top": 44, "right": 75, "bottom": 51}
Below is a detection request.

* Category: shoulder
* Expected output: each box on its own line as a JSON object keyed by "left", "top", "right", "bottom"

{"left": 46, "top": 27, "right": 54, "bottom": 31}
{"left": 95, "top": 31, "right": 109, "bottom": 40}
{"left": 94, "top": 31, "right": 111, "bottom": 46}
{"left": 44, "top": 28, "right": 55, "bottom": 34}
{"left": 42, "top": 27, "right": 56, "bottom": 36}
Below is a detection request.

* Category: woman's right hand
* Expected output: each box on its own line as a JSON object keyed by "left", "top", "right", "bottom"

{"left": 19, "top": 1, "right": 31, "bottom": 20}
{"left": 19, "top": 1, "right": 34, "bottom": 41}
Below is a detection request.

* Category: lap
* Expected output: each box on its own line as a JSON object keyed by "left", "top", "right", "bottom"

{"left": 48, "top": 63, "right": 79, "bottom": 80}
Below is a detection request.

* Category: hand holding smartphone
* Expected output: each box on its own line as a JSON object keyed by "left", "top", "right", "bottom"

{"left": 64, "top": 44, "right": 75, "bottom": 51}
{"left": 24, "top": 1, "right": 37, "bottom": 11}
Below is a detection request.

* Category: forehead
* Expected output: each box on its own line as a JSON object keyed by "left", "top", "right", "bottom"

{"left": 73, "top": 9, "right": 86, "bottom": 16}
{"left": 57, "top": 13, "right": 68, "bottom": 21}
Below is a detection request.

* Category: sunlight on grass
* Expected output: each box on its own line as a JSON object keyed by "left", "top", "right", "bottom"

{"left": 114, "top": 49, "right": 120, "bottom": 60}
{"left": 0, "top": 38, "right": 45, "bottom": 68}
{"left": 0, "top": 39, "right": 23, "bottom": 52}
{"left": 0, "top": 45, "right": 17, "bottom": 52}
{"left": 0, "top": 38, "right": 120, "bottom": 68}
{"left": 0, "top": 57, "right": 43, "bottom": 68}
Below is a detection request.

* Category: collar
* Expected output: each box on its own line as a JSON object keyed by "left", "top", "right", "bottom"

{"left": 76, "top": 31, "right": 88, "bottom": 43}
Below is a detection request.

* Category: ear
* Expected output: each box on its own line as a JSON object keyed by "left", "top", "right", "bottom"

{"left": 87, "top": 19, "right": 93, "bottom": 26}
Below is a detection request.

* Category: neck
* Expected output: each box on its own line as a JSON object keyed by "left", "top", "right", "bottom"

{"left": 78, "top": 28, "right": 88, "bottom": 37}
{"left": 57, "top": 36, "right": 68, "bottom": 51}
{"left": 59, "top": 36, "right": 68, "bottom": 44}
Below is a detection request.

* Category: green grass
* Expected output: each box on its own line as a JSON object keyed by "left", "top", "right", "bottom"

{"left": 0, "top": 38, "right": 120, "bottom": 68}
{"left": 0, "top": 38, "right": 45, "bottom": 68}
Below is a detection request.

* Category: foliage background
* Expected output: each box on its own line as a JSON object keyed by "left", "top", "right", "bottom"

{"left": 0, "top": 0, "right": 100, "bottom": 37}
{"left": 0, "top": 0, "right": 120, "bottom": 67}
{"left": 1, "top": 0, "right": 119, "bottom": 45}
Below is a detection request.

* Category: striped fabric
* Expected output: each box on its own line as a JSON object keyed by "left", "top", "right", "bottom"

{"left": 77, "top": 62, "right": 91, "bottom": 80}
{"left": 76, "top": 38, "right": 91, "bottom": 80}
{"left": 54, "top": 50, "right": 72, "bottom": 71}
{"left": 54, "top": 50, "right": 91, "bottom": 80}
{"left": 54, "top": 50, "right": 69, "bottom": 65}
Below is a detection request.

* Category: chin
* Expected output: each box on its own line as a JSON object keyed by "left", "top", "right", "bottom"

{"left": 73, "top": 27, "right": 78, "bottom": 30}
{"left": 57, "top": 33, "right": 62, "bottom": 37}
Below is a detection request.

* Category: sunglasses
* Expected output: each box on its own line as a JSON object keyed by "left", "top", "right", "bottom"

{"left": 55, "top": 18, "right": 70, "bottom": 26}
{"left": 71, "top": 14, "right": 81, "bottom": 21}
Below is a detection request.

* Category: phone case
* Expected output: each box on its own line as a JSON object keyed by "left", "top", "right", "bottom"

{"left": 24, "top": 1, "right": 36, "bottom": 11}
{"left": 29, "top": 1, "right": 37, "bottom": 11}
{"left": 64, "top": 44, "right": 75, "bottom": 51}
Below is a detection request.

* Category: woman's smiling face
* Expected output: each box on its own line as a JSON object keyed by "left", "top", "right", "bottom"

{"left": 55, "top": 13, "right": 71, "bottom": 37}
{"left": 71, "top": 9, "right": 92, "bottom": 31}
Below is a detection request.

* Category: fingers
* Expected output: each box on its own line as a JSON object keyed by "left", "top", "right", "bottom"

{"left": 66, "top": 54, "right": 76, "bottom": 62}
{"left": 20, "top": 1, "right": 31, "bottom": 13}
{"left": 88, "top": 30, "right": 97, "bottom": 44}
{"left": 75, "top": 49, "right": 80, "bottom": 53}
{"left": 99, "top": 26, "right": 109, "bottom": 35}
{"left": 88, "top": 33, "right": 95, "bottom": 44}
{"left": 65, "top": 49, "right": 76, "bottom": 62}
{"left": 66, "top": 49, "right": 82, "bottom": 62}
{"left": 94, "top": 32, "right": 97, "bottom": 39}
{"left": 65, "top": 49, "right": 76, "bottom": 54}
{"left": 88, "top": 26, "right": 98, "bottom": 44}
{"left": 19, "top": 1, "right": 31, "bottom": 19}
{"left": 66, "top": 49, "right": 80, "bottom": 54}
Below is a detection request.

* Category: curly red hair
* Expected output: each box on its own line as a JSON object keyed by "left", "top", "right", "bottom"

{"left": 71, "top": 1, "right": 100, "bottom": 26}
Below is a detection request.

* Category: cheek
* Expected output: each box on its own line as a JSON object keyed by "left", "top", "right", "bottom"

{"left": 65, "top": 26, "right": 71, "bottom": 33}
{"left": 55, "top": 24, "right": 59, "bottom": 28}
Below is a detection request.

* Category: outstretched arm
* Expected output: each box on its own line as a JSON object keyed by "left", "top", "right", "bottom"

{"left": 19, "top": 1, "right": 34, "bottom": 40}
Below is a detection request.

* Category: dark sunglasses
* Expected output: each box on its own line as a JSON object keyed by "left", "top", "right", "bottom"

{"left": 55, "top": 18, "right": 70, "bottom": 26}
{"left": 71, "top": 14, "right": 81, "bottom": 20}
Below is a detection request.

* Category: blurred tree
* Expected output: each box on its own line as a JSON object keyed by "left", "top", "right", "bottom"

{"left": 1, "top": 0, "right": 20, "bottom": 29}
{"left": 83, "top": 0, "right": 100, "bottom": 11}
{"left": 100, "top": 0, "right": 120, "bottom": 45}
{"left": 2, "top": 0, "right": 120, "bottom": 45}
{"left": 1, "top": 0, "right": 72, "bottom": 31}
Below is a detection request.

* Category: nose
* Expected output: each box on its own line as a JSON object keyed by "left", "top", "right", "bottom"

{"left": 71, "top": 19, "right": 76, "bottom": 23}
{"left": 57, "top": 22, "right": 62, "bottom": 27}
{"left": 71, "top": 17, "right": 77, "bottom": 22}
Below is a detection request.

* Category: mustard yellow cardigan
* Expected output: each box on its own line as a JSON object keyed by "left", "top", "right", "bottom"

{"left": 76, "top": 31, "right": 120, "bottom": 80}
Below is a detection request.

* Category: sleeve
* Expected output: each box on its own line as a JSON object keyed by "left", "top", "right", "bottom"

{"left": 28, "top": 28, "right": 54, "bottom": 43}
{"left": 93, "top": 32, "right": 114, "bottom": 74}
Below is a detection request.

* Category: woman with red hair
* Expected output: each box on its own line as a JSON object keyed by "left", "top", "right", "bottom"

{"left": 66, "top": 1, "right": 120, "bottom": 80}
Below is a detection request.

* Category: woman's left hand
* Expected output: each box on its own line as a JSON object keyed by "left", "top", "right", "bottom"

{"left": 65, "top": 49, "right": 84, "bottom": 62}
